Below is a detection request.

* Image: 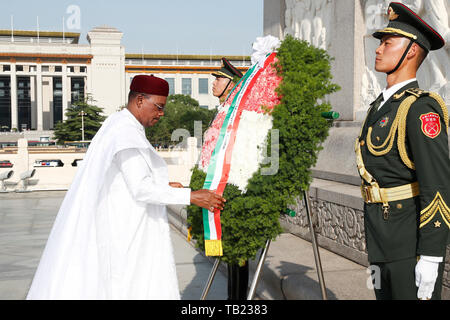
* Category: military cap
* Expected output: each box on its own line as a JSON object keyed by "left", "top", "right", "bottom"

{"left": 211, "top": 58, "right": 243, "bottom": 80}
{"left": 373, "top": 2, "right": 445, "bottom": 52}
{"left": 130, "top": 75, "right": 169, "bottom": 97}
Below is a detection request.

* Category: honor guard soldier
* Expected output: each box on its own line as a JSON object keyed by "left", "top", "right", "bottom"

{"left": 356, "top": 2, "right": 449, "bottom": 300}
{"left": 212, "top": 57, "right": 243, "bottom": 103}
{"left": 211, "top": 58, "right": 248, "bottom": 300}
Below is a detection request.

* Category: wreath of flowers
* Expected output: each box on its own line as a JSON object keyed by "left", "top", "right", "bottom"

{"left": 187, "top": 35, "right": 340, "bottom": 265}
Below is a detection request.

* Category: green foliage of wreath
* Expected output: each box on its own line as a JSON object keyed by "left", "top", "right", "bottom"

{"left": 187, "top": 35, "right": 340, "bottom": 266}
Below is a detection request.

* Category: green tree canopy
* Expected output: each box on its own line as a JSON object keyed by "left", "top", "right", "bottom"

{"left": 146, "top": 94, "right": 216, "bottom": 148}
{"left": 53, "top": 97, "right": 106, "bottom": 144}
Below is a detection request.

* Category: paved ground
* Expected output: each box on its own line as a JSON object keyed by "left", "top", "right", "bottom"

{"left": 169, "top": 205, "right": 376, "bottom": 300}
{"left": 0, "top": 191, "right": 227, "bottom": 300}
{"left": 248, "top": 232, "right": 375, "bottom": 300}
{"left": 0, "top": 191, "right": 378, "bottom": 300}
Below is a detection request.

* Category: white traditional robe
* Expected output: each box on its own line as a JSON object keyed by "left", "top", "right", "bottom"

{"left": 27, "top": 109, "right": 191, "bottom": 300}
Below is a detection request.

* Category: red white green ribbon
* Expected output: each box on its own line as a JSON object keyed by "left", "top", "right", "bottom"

{"left": 202, "top": 53, "right": 277, "bottom": 256}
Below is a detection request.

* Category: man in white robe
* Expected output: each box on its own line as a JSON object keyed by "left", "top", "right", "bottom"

{"left": 27, "top": 75, "right": 225, "bottom": 300}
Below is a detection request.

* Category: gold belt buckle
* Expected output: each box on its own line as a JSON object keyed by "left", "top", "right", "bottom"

{"left": 361, "top": 185, "right": 372, "bottom": 203}
{"left": 361, "top": 184, "right": 392, "bottom": 220}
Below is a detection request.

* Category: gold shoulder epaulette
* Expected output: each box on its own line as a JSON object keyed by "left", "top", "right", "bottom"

{"left": 405, "top": 88, "right": 427, "bottom": 97}
{"left": 393, "top": 88, "right": 427, "bottom": 100}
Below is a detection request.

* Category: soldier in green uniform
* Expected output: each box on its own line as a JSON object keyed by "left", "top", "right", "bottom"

{"left": 356, "top": 2, "right": 449, "bottom": 300}
{"left": 211, "top": 57, "right": 243, "bottom": 104}
{"left": 211, "top": 58, "right": 248, "bottom": 300}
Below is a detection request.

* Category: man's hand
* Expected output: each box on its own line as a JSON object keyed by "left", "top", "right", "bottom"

{"left": 415, "top": 255, "right": 441, "bottom": 300}
{"left": 190, "top": 189, "right": 226, "bottom": 212}
{"left": 169, "top": 182, "right": 184, "bottom": 188}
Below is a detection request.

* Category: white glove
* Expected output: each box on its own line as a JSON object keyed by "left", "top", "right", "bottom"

{"left": 415, "top": 255, "right": 442, "bottom": 300}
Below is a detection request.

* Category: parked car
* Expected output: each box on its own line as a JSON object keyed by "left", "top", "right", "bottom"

{"left": 0, "top": 160, "right": 13, "bottom": 168}
{"left": 34, "top": 160, "right": 64, "bottom": 167}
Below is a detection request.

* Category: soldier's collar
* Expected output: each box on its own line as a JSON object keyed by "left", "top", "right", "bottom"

{"left": 390, "top": 80, "right": 419, "bottom": 101}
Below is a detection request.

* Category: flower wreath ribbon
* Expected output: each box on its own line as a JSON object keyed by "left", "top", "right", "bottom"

{"left": 202, "top": 52, "right": 277, "bottom": 256}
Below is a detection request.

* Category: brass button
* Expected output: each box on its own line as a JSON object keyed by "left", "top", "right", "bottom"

{"left": 360, "top": 140, "right": 365, "bottom": 146}
{"left": 397, "top": 204, "right": 403, "bottom": 209}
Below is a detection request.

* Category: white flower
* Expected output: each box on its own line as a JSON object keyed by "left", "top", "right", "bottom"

{"left": 228, "top": 111, "right": 273, "bottom": 192}
{"left": 251, "top": 35, "right": 281, "bottom": 67}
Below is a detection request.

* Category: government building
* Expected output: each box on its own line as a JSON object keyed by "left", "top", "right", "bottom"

{"left": 0, "top": 26, "right": 251, "bottom": 134}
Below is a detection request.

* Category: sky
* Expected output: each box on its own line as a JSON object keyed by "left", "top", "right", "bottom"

{"left": 1, "top": 0, "right": 264, "bottom": 56}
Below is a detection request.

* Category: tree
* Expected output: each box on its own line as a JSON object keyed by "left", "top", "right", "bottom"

{"left": 53, "top": 96, "right": 106, "bottom": 144}
{"left": 146, "top": 94, "right": 216, "bottom": 148}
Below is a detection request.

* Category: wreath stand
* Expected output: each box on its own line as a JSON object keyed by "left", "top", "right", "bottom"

{"left": 200, "top": 112, "right": 338, "bottom": 300}
{"left": 200, "top": 191, "right": 327, "bottom": 300}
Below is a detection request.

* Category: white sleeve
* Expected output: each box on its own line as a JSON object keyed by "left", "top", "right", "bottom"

{"left": 114, "top": 148, "right": 191, "bottom": 206}
{"left": 420, "top": 255, "right": 444, "bottom": 263}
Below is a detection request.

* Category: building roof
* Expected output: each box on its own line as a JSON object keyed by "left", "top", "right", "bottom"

{"left": 0, "top": 29, "right": 80, "bottom": 44}
{"left": 125, "top": 53, "right": 251, "bottom": 61}
{"left": 88, "top": 25, "right": 122, "bottom": 33}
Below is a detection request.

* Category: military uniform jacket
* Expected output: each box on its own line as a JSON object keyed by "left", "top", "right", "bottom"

{"left": 359, "top": 81, "right": 450, "bottom": 263}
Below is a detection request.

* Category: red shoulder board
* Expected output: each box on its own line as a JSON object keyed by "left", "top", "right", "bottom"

{"left": 420, "top": 113, "right": 441, "bottom": 139}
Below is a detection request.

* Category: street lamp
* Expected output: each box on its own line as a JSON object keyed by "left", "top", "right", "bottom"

{"left": 78, "top": 111, "right": 87, "bottom": 141}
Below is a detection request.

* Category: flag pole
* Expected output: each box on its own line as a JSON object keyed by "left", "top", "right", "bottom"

{"left": 37, "top": 16, "right": 40, "bottom": 44}
{"left": 11, "top": 15, "right": 14, "bottom": 42}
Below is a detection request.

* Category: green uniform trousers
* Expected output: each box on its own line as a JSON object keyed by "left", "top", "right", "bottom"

{"left": 371, "top": 256, "right": 446, "bottom": 300}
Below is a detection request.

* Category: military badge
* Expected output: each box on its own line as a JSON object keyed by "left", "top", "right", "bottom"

{"left": 420, "top": 113, "right": 441, "bottom": 139}
{"left": 380, "top": 117, "right": 389, "bottom": 128}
